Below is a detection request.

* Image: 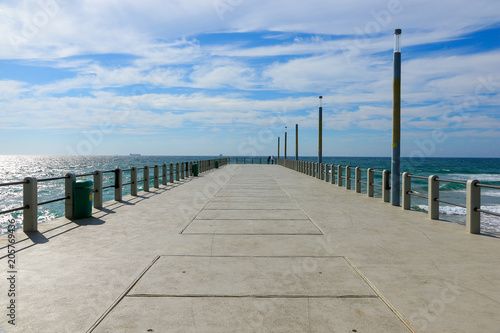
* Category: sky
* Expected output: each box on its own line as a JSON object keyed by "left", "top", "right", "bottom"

{"left": 0, "top": 0, "right": 499, "bottom": 158}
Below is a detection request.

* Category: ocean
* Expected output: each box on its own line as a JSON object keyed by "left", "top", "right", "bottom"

{"left": 0, "top": 155, "right": 499, "bottom": 234}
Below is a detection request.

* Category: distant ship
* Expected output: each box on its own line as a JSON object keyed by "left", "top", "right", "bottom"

{"left": 219, "top": 154, "right": 223, "bottom": 156}
{"left": 129, "top": 154, "right": 141, "bottom": 157}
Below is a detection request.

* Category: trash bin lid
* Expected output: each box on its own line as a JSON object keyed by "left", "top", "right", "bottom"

{"left": 75, "top": 179, "right": 93, "bottom": 188}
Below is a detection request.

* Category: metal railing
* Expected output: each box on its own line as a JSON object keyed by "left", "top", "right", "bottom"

{"left": 277, "top": 158, "right": 499, "bottom": 234}
{"left": 0, "top": 158, "right": 228, "bottom": 232}
{"left": 229, "top": 157, "right": 276, "bottom": 164}
{"left": 401, "top": 173, "right": 500, "bottom": 234}
{"left": 278, "top": 159, "right": 390, "bottom": 201}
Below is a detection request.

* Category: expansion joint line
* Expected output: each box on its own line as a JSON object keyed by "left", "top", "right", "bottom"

{"left": 343, "top": 257, "right": 416, "bottom": 333}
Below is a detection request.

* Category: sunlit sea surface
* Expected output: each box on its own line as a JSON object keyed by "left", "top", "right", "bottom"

{"left": 0, "top": 155, "right": 499, "bottom": 234}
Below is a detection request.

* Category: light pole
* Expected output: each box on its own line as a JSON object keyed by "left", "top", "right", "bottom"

{"left": 284, "top": 126, "right": 287, "bottom": 159}
{"left": 318, "top": 96, "right": 323, "bottom": 174}
{"left": 277, "top": 137, "right": 280, "bottom": 159}
{"left": 295, "top": 124, "right": 298, "bottom": 160}
{"left": 391, "top": 29, "right": 402, "bottom": 206}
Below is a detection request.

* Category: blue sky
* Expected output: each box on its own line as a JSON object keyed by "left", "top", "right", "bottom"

{"left": 0, "top": 0, "right": 499, "bottom": 157}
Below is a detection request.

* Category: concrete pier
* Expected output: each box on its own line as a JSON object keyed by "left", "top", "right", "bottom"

{"left": 0, "top": 164, "right": 499, "bottom": 332}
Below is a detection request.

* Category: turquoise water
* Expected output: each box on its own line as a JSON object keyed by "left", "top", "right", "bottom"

{"left": 1, "top": 155, "right": 499, "bottom": 234}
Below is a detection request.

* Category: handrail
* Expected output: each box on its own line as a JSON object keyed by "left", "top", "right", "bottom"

{"left": 38, "top": 196, "right": 69, "bottom": 206}
{"left": 408, "top": 175, "right": 427, "bottom": 180}
{"left": 0, "top": 180, "right": 28, "bottom": 187}
{"left": 38, "top": 176, "right": 69, "bottom": 182}
{"left": 476, "top": 208, "right": 500, "bottom": 217}
{"left": 438, "top": 179, "right": 467, "bottom": 185}
{"left": 0, "top": 205, "right": 27, "bottom": 215}
{"left": 477, "top": 183, "right": 500, "bottom": 189}
{"left": 435, "top": 198, "right": 467, "bottom": 209}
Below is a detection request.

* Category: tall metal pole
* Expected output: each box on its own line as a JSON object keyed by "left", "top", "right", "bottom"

{"left": 391, "top": 29, "right": 402, "bottom": 206}
{"left": 318, "top": 96, "right": 323, "bottom": 174}
{"left": 277, "top": 137, "right": 280, "bottom": 159}
{"left": 295, "top": 124, "right": 298, "bottom": 160}
{"left": 284, "top": 126, "right": 287, "bottom": 159}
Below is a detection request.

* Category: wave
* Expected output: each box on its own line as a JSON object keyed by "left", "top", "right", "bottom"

{"left": 483, "top": 190, "right": 500, "bottom": 197}
{"left": 447, "top": 173, "right": 500, "bottom": 183}
{"left": 416, "top": 205, "right": 500, "bottom": 216}
{"left": 439, "top": 182, "right": 466, "bottom": 191}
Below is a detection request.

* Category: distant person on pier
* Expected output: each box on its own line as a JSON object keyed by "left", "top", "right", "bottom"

{"left": 267, "top": 156, "right": 271, "bottom": 164}
{"left": 271, "top": 156, "right": 274, "bottom": 164}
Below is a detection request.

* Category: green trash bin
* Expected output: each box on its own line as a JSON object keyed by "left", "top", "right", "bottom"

{"left": 192, "top": 163, "right": 199, "bottom": 177}
{"left": 215, "top": 160, "right": 219, "bottom": 168}
{"left": 74, "top": 179, "right": 93, "bottom": 218}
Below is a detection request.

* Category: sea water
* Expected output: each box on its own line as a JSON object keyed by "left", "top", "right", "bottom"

{"left": 0, "top": 155, "right": 499, "bottom": 234}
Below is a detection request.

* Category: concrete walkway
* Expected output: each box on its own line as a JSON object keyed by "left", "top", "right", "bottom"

{"left": 0, "top": 164, "right": 499, "bottom": 332}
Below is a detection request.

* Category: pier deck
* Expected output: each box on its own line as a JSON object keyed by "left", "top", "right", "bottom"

{"left": 1, "top": 164, "right": 499, "bottom": 332}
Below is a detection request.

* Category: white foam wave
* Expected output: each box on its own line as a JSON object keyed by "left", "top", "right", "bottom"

{"left": 449, "top": 174, "right": 500, "bottom": 182}
{"left": 482, "top": 190, "right": 500, "bottom": 197}
{"left": 417, "top": 205, "right": 500, "bottom": 216}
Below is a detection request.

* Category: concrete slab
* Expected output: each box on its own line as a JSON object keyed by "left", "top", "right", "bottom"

{"left": 205, "top": 201, "right": 299, "bottom": 210}
{"left": 195, "top": 209, "right": 308, "bottom": 220}
{"left": 215, "top": 189, "right": 288, "bottom": 197}
{"left": 182, "top": 219, "right": 322, "bottom": 234}
{"left": 129, "top": 256, "right": 375, "bottom": 297}
{"left": 209, "top": 196, "right": 293, "bottom": 204}
{"left": 94, "top": 297, "right": 408, "bottom": 333}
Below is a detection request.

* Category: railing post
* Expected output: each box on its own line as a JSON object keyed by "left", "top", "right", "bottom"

{"left": 325, "top": 164, "right": 329, "bottom": 182}
{"left": 428, "top": 175, "right": 439, "bottom": 220}
{"left": 169, "top": 163, "right": 174, "bottom": 183}
{"left": 402, "top": 172, "right": 411, "bottom": 210}
{"left": 175, "top": 163, "right": 179, "bottom": 181}
{"left": 346, "top": 166, "right": 351, "bottom": 190}
{"left": 367, "top": 168, "right": 374, "bottom": 197}
{"left": 181, "top": 162, "right": 185, "bottom": 180}
{"left": 23, "top": 177, "right": 38, "bottom": 231}
{"left": 466, "top": 179, "right": 480, "bottom": 234}
{"left": 162, "top": 164, "right": 167, "bottom": 185}
{"left": 331, "top": 164, "right": 335, "bottom": 184}
{"left": 64, "top": 174, "right": 75, "bottom": 221}
{"left": 114, "top": 168, "right": 122, "bottom": 201}
{"left": 94, "top": 171, "right": 103, "bottom": 208}
{"left": 355, "top": 167, "right": 361, "bottom": 193}
{"left": 131, "top": 167, "right": 138, "bottom": 196}
{"left": 143, "top": 166, "right": 150, "bottom": 192}
{"left": 337, "top": 165, "right": 343, "bottom": 187}
{"left": 154, "top": 165, "right": 159, "bottom": 188}
{"left": 382, "top": 170, "right": 390, "bottom": 202}
{"left": 189, "top": 161, "right": 193, "bottom": 177}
